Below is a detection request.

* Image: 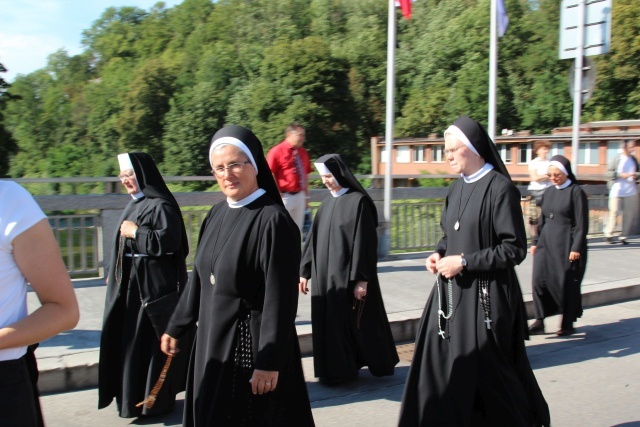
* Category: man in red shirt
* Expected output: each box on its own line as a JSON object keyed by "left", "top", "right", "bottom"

{"left": 267, "top": 123, "right": 313, "bottom": 231}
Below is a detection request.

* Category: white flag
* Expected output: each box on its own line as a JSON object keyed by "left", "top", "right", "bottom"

{"left": 497, "top": 0, "right": 509, "bottom": 37}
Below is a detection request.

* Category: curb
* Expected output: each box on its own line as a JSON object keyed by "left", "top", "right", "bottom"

{"left": 37, "top": 283, "right": 640, "bottom": 394}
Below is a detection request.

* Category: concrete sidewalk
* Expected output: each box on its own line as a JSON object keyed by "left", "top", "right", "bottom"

{"left": 32, "top": 238, "right": 640, "bottom": 394}
{"left": 39, "top": 299, "right": 640, "bottom": 426}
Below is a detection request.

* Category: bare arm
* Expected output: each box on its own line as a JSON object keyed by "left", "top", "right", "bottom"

{"left": 529, "top": 163, "right": 549, "bottom": 183}
{"left": 0, "top": 219, "right": 79, "bottom": 350}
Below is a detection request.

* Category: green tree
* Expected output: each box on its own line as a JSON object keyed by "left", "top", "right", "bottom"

{"left": 396, "top": 0, "right": 490, "bottom": 135}
{"left": 3, "top": 70, "right": 64, "bottom": 178}
{"left": 2, "top": 0, "right": 640, "bottom": 184}
{"left": 510, "top": 0, "right": 572, "bottom": 132}
{"left": 583, "top": 0, "right": 640, "bottom": 120}
{"left": 162, "top": 82, "right": 227, "bottom": 189}
{"left": 0, "top": 62, "right": 17, "bottom": 177}
{"left": 115, "top": 59, "right": 175, "bottom": 162}
{"left": 81, "top": 6, "right": 149, "bottom": 67}
{"left": 226, "top": 36, "right": 364, "bottom": 169}
{"left": 82, "top": 59, "right": 136, "bottom": 176}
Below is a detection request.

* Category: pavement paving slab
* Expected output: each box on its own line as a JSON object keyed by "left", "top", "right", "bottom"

{"left": 39, "top": 300, "right": 640, "bottom": 426}
{"left": 24, "top": 239, "right": 640, "bottom": 425}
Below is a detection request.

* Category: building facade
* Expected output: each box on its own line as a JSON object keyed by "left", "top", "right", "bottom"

{"left": 371, "top": 120, "right": 640, "bottom": 185}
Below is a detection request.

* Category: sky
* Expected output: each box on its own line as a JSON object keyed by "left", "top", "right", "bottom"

{"left": 1, "top": 0, "right": 185, "bottom": 83}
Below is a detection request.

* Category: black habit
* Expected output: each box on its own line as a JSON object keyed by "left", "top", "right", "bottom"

{"left": 399, "top": 170, "right": 550, "bottom": 426}
{"left": 300, "top": 189, "right": 399, "bottom": 382}
{"left": 99, "top": 190, "right": 191, "bottom": 417}
{"left": 532, "top": 182, "right": 588, "bottom": 325}
{"left": 165, "top": 194, "right": 314, "bottom": 427}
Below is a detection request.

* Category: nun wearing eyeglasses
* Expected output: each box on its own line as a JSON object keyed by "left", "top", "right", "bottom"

{"left": 299, "top": 154, "right": 399, "bottom": 385}
{"left": 399, "top": 117, "right": 549, "bottom": 427}
{"left": 99, "top": 152, "right": 191, "bottom": 418}
{"left": 529, "top": 155, "right": 588, "bottom": 337}
{"left": 161, "top": 126, "right": 314, "bottom": 426}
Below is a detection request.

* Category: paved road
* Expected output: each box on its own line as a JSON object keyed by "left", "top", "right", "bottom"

{"left": 32, "top": 240, "right": 640, "bottom": 362}
{"left": 27, "top": 238, "right": 640, "bottom": 425}
{"left": 39, "top": 300, "right": 640, "bottom": 426}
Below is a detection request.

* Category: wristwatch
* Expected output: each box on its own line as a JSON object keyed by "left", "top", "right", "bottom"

{"left": 460, "top": 253, "right": 468, "bottom": 270}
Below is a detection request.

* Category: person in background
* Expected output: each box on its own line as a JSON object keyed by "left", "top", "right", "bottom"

{"left": 299, "top": 154, "right": 399, "bottom": 385}
{"left": 529, "top": 155, "right": 589, "bottom": 337}
{"left": 267, "top": 123, "right": 313, "bottom": 231}
{"left": 99, "top": 152, "right": 191, "bottom": 418}
{"left": 0, "top": 181, "right": 79, "bottom": 427}
{"left": 399, "top": 116, "right": 549, "bottom": 427}
{"left": 604, "top": 139, "right": 639, "bottom": 244}
{"left": 161, "top": 126, "right": 314, "bottom": 426}
{"left": 527, "top": 140, "right": 552, "bottom": 240}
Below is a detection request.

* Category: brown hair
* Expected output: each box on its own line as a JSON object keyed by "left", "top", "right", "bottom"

{"left": 533, "top": 140, "right": 551, "bottom": 153}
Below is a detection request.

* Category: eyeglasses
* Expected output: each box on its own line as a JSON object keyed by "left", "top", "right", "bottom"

{"left": 118, "top": 171, "right": 135, "bottom": 182}
{"left": 212, "top": 161, "right": 251, "bottom": 177}
{"left": 443, "top": 145, "right": 465, "bottom": 156}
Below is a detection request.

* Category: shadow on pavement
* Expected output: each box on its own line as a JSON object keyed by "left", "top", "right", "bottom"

{"left": 527, "top": 316, "right": 640, "bottom": 370}
{"left": 309, "top": 365, "right": 410, "bottom": 409}
{"left": 378, "top": 264, "right": 425, "bottom": 273}
{"left": 38, "top": 329, "right": 101, "bottom": 350}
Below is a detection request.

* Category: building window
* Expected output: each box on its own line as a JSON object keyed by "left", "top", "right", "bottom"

{"left": 498, "top": 144, "right": 511, "bottom": 163}
{"left": 551, "top": 142, "right": 564, "bottom": 156}
{"left": 431, "top": 144, "right": 444, "bottom": 163}
{"left": 606, "top": 141, "right": 622, "bottom": 163}
{"left": 380, "top": 147, "right": 388, "bottom": 163}
{"left": 413, "top": 146, "right": 426, "bottom": 162}
{"left": 396, "top": 145, "right": 411, "bottom": 163}
{"left": 519, "top": 143, "right": 532, "bottom": 164}
{"left": 578, "top": 142, "right": 599, "bottom": 165}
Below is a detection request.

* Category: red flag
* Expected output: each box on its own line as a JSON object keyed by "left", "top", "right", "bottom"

{"left": 396, "top": 0, "right": 412, "bottom": 20}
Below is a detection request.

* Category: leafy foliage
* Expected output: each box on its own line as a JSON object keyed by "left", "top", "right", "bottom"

{"left": 1, "top": 0, "right": 639, "bottom": 182}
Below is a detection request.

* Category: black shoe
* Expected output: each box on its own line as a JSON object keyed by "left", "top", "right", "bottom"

{"left": 605, "top": 237, "right": 615, "bottom": 244}
{"left": 528, "top": 320, "right": 545, "bottom": 335}
{"left": 620, "top": 239, "right": 629, "bottom": 245}
{"left": 556, "top": 327, "right": 575, "bottom": 336}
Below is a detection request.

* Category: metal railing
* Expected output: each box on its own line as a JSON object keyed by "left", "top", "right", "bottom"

{"left": 49, "top": 215, "right": 100, "bottom": 278}
{"left": 182, "top": 210, "right": 211, "bottom": 269}
{"left": 43, "top": 193, "right": 616, "bottom": 276}
{"left": 392, "top": 201, "right": 444, "bottom": 252}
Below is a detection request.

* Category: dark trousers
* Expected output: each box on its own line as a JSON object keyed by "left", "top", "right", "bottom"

{"left": 0, "top": 345, "right": 44, "bottom": 427}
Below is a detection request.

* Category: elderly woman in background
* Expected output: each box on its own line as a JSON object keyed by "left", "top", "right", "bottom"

{"left": 299, "top": 154, "right": 399, "bottom": 385}
{"left": 161, "top": 125, "right": 314, "bottom": 427}
{"left": 399, "top": 116, "right": 549, "bottom": 427}
{"left": 99, "top": 152, "right": 191, "bottom": 418}
{"left": 530, "top": 155, "right": 588, "bottom": 336}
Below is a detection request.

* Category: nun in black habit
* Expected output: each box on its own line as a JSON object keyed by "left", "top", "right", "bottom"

{"left": 299, "top": 154, "right": 399, "bottom": 384}
{"left": 161, "top": 126, "right": 314, "bottom": 427}
{"left": 399, "top": 117, "right": 550, "bottom": 427}
{"left": 529, "top": 155, "right": 587, "bottom": 337}
{"left": 99, "top": 152, "right": 191, "bottom": 418}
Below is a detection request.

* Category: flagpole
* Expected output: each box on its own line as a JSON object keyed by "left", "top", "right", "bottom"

{"left": 381, "top": 0, "right": 396, "bottom": 258}
{"left": 488, "top": 0, "right": 498, "bottom": 142}
{"left": 571, "top": 1, "right": 585, "bottom": 172}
